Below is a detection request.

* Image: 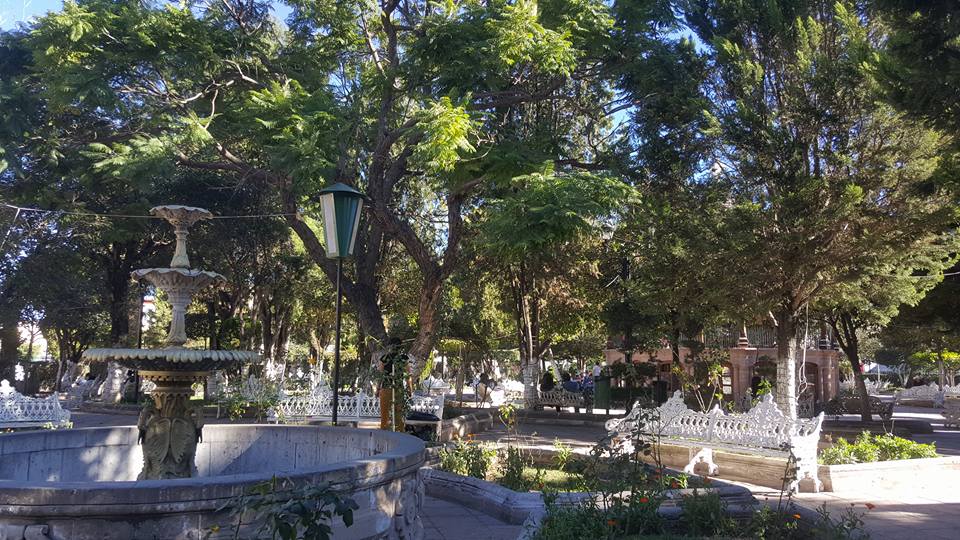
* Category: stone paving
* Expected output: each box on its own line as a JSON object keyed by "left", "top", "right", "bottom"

{"left": 422, "top": 496, "right": 523, "bottom": 540}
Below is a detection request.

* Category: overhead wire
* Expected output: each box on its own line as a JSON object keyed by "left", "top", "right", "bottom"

{"left": 1, "top": 203, "right": 297, "bottom": 220}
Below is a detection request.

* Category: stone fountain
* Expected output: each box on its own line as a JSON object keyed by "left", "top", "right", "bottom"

{"left": 83, "top": 205, "right": 260, "bottom": 479}
{"left": 0, "top": 205, "right": 425, "bottom": 539}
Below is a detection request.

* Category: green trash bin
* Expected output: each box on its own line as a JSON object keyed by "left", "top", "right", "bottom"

{"left": 594, "top": 376, "right": 612, "bottom": 413}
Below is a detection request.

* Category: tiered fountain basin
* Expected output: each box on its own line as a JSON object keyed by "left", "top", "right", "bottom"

{"left": 0, "top": 425, "right": 425, "bottom": 539}
{"left": 83, "top": 347, "right": 261, "bottom": 371}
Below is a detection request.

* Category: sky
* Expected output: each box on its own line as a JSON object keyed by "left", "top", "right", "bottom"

{"left": 0, "top": 0, "right": 60, "bottom": 29}
{"left": 0, "top": 1, "right": 293, "bottom": 30}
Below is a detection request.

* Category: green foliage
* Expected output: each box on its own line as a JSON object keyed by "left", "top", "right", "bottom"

{"left": 552, "top": 439, "right": 573, "bottom": 471}
{"left": 413, "top": 97, "right": 477, "bottom": 174}
{"left": 679, "top": 490, "right": 736, "bottom": 537}
{"left": 481, "top": 172, "right": 633, "bottom": 260}
{"left": 875, "top": 0, "right": 960, "bottom": 136}
{"left": 820, "top": 431, "right": 938, "bottom": 465}
{"left": 216, "top": 476, "right": 358, "bottom": 540}
{"left": 438, "top": 438, "right": 497, "bottom": 480}
{"left": 498, "top": 445, "right": 546, "bottom": 492}
{"left": 486, "top": 0, "right": 578, "bottom": 76}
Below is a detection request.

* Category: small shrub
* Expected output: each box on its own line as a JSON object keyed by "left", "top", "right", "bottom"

{"left": 216, "top": 476, "right": 357, "bottom": 540}
{"left": 808, "top": 503, "right": 869, "bottom": 540}
{"left": 438, "top": 438, "right": 496, "bottom": 479}
{"left": 680, "top": 490, "right": 736, "bottom": 537}
{"left": 552, "top": 439, "right": 573, "bottom": 471}
{"left": 820, "top": 431, "right": 937, "bottom": 465}
{"left": 499, "top": 446, "right": 544, "bottom": 491}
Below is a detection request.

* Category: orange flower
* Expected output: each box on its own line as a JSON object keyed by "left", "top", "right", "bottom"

{"left": 670, "top": 481, "right": 679, "bottom": 489}
{"left": 793, "top": 514, "right": 802, "bottom": 520}
{"left": 606, "top": 519, "right": 618, "bottom": 527}
{"left": 865, "top": 503, "right": 876, "bottom": 510}
{"left": 639, "top": 496, "right": 649, "bottom": 504}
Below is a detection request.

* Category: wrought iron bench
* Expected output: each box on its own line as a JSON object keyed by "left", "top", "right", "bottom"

{"left": 942, "top": 398, "right": 960, "bottom": 428}
{"left": 894, "top": 383, "right": 960, "bottom": 407}
{"left": 0, "top": 379, "right": 71, "bottom": 429}
{"left": 606, "top": 390, "right": 824, "bottom": 493}
{"left": 823, "top": 394, "right": 893, "bottom": 421}
{"left": 530, "top": 388, "right": 587, "bottom": 412}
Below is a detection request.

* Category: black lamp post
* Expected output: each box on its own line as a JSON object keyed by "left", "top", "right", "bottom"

{"left": 318, "top": 182, "right": 364, "bottom": 426}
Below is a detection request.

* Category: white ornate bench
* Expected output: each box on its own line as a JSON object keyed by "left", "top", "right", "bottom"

{"left": 894, "top": 383, "right": 960, "bottom": 407}
{"left": 530, "top": 389, "right": 586, "bottom": 411}
{"left": 839, "top": 379, "right": 887, "bottom": 396}
{"left": 942, "top": 398, "right": 960, "bottom": 428}
{"left": 267, "top": 383, "right": 444, "bottom": 424}
{"left": 0, "top": 379, "right": 71, "bottom": 429}
{"left": 606, "top": 390, "right": 824, "bottom": 493}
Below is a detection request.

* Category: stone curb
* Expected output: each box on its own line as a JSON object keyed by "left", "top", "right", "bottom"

{"left": 422, "top": 465, "right": 756, "bottom": 539}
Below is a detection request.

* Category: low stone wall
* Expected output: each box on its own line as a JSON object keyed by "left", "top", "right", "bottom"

{"left": 819, "top": 456, "right": 960, "bottom": 492}
{"left": 421, "top": 467, "right": 755, "bottom": 539}
{"left": 0, "top": 425, "right": 425, "bottom": 540}
{"left": 438, "top": 410, "right": 493, "bottom": 442}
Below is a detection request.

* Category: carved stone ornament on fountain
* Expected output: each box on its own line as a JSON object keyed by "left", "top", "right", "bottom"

{"left": 82, "top": 205, "right": 260, "bottom": 480}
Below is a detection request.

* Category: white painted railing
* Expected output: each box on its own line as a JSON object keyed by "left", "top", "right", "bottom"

{"left": 268, "top": 383, "right": 444, "bottom": 423}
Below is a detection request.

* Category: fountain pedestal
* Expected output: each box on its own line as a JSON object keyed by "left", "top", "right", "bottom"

{"left": 137, "top": 371, "right": 206, "bottom": 479}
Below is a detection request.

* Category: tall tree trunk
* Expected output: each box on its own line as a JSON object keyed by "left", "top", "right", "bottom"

{"left": 105, "top": 242, "right": 134, "bottom": 346}
{"left": 937, "top": 350, "right": 946, "bottom": 391}
{"left": 0, "top": 321, "right": 19, "bottom": 381}
{"left": 456, "top": 347, "right": 468, "bottom": 403}
{"left": 207, "top": 300, "right": 218, "bottom": 350}
{"left": 830, "top": 312, "right": 872, "bottom": 421}
{"left": 512, "top": 265, "right": 539, "bottom": 406}
{"left": 408, "top": 271, "right": 444, "bottom": 380}
{"left": 670, "top": 324, "right": 682, "bottom": 391}
{"left": 774, "top": 309, "right": 799, "bottom": 420}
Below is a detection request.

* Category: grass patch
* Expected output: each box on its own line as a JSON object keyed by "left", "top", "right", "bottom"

{"left": 521, "top": 467, "right": 583, "bottom": 490}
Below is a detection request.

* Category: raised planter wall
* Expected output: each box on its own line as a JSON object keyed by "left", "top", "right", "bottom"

{"left": 819, "top": 456, "right": 960, "bottom": 492}
{"left": 0, "top": 425, "right": 425, "bottom": 540}
{"left": 649, "top": 441, "right": 960, "bottom": 493}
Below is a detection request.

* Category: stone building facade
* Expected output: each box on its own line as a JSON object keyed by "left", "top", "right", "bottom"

{"left": 603, "top": 326, "right": 842, "bottom": 412}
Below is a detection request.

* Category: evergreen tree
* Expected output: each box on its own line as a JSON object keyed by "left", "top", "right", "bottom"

{"left": 681, "top": 0, "right": 958, "bottom": 417}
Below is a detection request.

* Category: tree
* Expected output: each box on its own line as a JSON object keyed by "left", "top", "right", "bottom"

{"left": 875, "top": 0, "right": 960, "bottom": 137}
{"left": 479, "top": 172, "right": 631, "bottom": 404}
{"left": 681, "top": 0, "right": 958, "bottom": 417}
{"left": 880, "top": 271, "right": 960, "bottom": 389}
{"left": 603, "top": 2, "right": 737, "bottom": 384}
{"left": 10, "top": 0, "right": 619, "bottom": 379}
{"left": 11, "top": 229, "right": 111, "bottom": 389}
{"left": 817, "top": 249, "right": 957, "bottom": 420}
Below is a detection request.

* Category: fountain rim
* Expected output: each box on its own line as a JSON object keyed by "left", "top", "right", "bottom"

{"left": 149, "top": 204, "right": 215, "bottom": 217}
{"left": 81, "top": 347, "right": 261, "bottom": 363}
{"left": 130, "top": 267, "right": 226, "bottom": 279}
{"left": 0, "top": 425, "right": 425, "bottom": 514}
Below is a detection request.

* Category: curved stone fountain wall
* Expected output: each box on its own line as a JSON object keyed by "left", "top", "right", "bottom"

{"left": 0, "top": 425, "right": 425, "bottom": 540}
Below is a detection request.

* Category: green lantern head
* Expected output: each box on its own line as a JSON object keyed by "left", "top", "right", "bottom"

{"left": 318, "top": 182, "right": 365, "bottom": 258}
